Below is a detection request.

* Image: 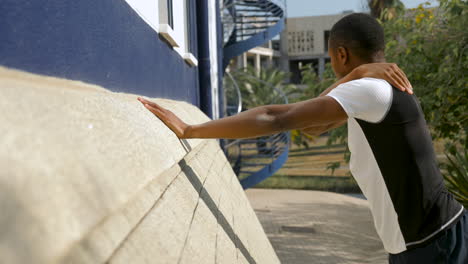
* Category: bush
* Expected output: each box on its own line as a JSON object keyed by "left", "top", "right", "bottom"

{"left": 297, "top": 0, "right": 468, "bottom": 189}
{"left": 383, "top": 0, "right": 468, "bottom": 148}
{"left": 443, "top": 146, "right": 468, "bottom": 207}
{"left": 383, "top": 0, "right": 468, "bottom": 203}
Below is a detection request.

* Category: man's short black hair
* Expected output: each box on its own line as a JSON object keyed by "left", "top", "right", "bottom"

{"left": 329, "top": 13, "right": 385, "bottom": 61}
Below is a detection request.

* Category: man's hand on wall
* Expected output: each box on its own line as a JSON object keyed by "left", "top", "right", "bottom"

{"left": 138, "top": 97, "right": 190, "bottom": 138}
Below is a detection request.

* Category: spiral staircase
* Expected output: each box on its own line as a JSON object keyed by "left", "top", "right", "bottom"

{"left": 221, "top": 0, "right": 289, "bottom": 189}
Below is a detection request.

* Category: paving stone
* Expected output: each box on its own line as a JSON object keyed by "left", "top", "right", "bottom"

{"left": 245, "top": 188, "right": 388, "bottom": 264}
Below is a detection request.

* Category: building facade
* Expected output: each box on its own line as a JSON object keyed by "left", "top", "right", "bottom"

{"left": 227, "top": 12, "right": 352, "bottom": 84}
{"left": 0, "top": 0, "right": 224, "bottom": 119}
{"left": 282, "top": 12, "right": 351, "bottom": 83}
{"left": 228, "top": 40, "right": 281, "bottom": 74}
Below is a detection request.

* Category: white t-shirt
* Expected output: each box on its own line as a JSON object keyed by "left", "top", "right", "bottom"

{"left": 328, "top": 77, "right": 393, "bottom": 123}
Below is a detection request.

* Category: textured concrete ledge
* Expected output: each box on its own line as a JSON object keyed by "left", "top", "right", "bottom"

{"left": 0, "top": 67, "right": 280, "bottom": 264}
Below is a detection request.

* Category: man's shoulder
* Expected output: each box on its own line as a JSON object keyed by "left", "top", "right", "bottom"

{"left": 328, "top": 77, "right": 394, "bottom": 123}
{"left": 339, "top": 77, "right": 392, "bottom": 89}
{"left": 332, "top": 77, "right": 393, "bottom": 102}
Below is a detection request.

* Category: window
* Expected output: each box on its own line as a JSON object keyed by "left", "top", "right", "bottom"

{"left": 182, "top": 0, "right": 198, "bottom": 66}
{"left": 185, "top": 0, "right": 192, "bottom": 52}
{"left": 124, "top": 0, "right": 159, "bottom": 32}
{"left": 167, "top": 0, "right": 174, "bottom": 29}
{"left": 324, "top": 30, "right": 330, "bottom": 52}
{"left": 158, "top": 0, "right": 179, "bottom": 47}
{"left": 124, "top": 0, "right": 198, "bottom": 67}
{"left": 288, "top": 30, "right": 314, "bottom": 54}
{"left": 160, "top": 0, "right": 198, "bottom": 66}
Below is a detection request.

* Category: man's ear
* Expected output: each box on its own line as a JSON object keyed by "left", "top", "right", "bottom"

{"left": 337, "top": 46, "right": 349, "bottom": 65}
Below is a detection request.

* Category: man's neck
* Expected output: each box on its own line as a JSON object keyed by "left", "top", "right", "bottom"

{"left": 354, "top": 56, "right": 386, "bottom": 68}
{"left": 345, "top": 56, "right": 387, "bottom": 78}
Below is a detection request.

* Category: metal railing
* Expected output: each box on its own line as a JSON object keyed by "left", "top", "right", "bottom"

{"left": 223, "top": 71, "right": 243, "bottom": 116}
{"left": 221, "top": 0, "right": 287, "bottom": 189}
{"left": 222, "top": 71, "right": 290, "bottom": 189}
{"left": 221, "top": 0, "right": 285, "bottom": 69}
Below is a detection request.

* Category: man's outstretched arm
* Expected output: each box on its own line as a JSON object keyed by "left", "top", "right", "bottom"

{"left": 138, "top": 96, "right": 346, "bottom": 139}
{"left": 300, "top": 120, "right": 347, "bottom": 137}
{"left": 138, "top": 63, "right": 412, "bottom": 139}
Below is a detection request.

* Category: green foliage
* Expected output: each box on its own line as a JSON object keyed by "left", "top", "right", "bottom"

{"left": 326, "top": 162, "right": 340, "bottom": 176}
{"left": 382, "top": 0, "right": 468, "bottom": 149}
{"left": 368, "top": 0, "right": 405, "bottom": 20}
{"left": 383, "top": 0, "right": 468, "bottom": 202}
{"left": 229, "top": 65, "right": 298, "bottom": 109}
{"left": 294, "top": 63, "right": 336, "bottom": 102}
{"left": 227, "top": 66, "right": 304, "bottom": 152}
{"left": 290, "top": 129, "right": 315, "bottom": 149}
{"left": 297, "top": 1, "right": 467, "bottom": 178}
{"left": 442, "top": 145, "right": 468, "bottom": 207}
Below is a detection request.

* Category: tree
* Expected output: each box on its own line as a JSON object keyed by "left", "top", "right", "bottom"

{"left": 367, "top": 0, "right": 405, "bottom": 20}
{"left": 225, "top": 66, "right": 298, "bottom": 153}
{"left": 383, "top": 0, "right": 468, "bottom": 205}
{"left": 298, "top": 0, "right": 467, "bottom": 185}
{"left": 383, "top": 0, "right": 467, "bottom": 149}
{"left": 228, "top": 65, "right": 297, "bottom": 109}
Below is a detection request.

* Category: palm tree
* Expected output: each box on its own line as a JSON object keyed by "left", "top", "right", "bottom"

{"left": 230, "top": 65, "right": 297, "bottom": 110}
{"left": 367, "top": 0, "right": 404, "bottom": 20}
{"left": 226, "top": 66, "right": 297, "bottom": 154}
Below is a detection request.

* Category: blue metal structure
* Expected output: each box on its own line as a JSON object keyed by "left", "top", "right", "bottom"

{"left": 221, "top": 0, "right": 288, "bottom": 189}
{"left": 222, "top": 0, "right": 286, "bottom": 70}
{"left": 224, "top": 74, "right": 290, "bottom": 189}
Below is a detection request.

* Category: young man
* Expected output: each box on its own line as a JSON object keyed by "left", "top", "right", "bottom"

{"left": 139, "top": 13, "right": 467, "bottom": 263}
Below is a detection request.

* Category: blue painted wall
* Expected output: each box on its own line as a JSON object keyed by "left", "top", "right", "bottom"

{"left": 0, "top": 0, "right": 200, "bottom": 106}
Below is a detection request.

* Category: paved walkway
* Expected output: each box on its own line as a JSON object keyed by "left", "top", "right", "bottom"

{"left": 245, "top": 188, "right": 388, "bottom": 264}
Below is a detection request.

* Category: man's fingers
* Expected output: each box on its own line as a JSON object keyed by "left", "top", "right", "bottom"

{"left": 144, "top": 103, "right": 165, "bottom": 119}
{"left": 390, "top": 71, "right": 413, "bottom": 94}
{"left": 144, "top": 103, "right": 182, "bottom": 136}
{"left": 389, "top": 66, "right": 413, "bottom": 94}
{"left": 386, "top": 72, "right": 406, "bottom": 92}
{"left": 140, "top": 98, "right": 159, "bottom": 108}
{"left": 397, "top": 69, "right": 413, "bottom": 94}
{"left": 393, "top": 72, "right": 407, "bottom": 91}
{"left": 138, "top": 97, "right": 165, "bottom": 110}
{"left": 397, "top": 68, "right": 411, "bottom": 88}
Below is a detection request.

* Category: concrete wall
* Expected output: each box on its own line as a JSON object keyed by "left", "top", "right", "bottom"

{"left": 0, "top": 67, "right": 279, "bottom": 264}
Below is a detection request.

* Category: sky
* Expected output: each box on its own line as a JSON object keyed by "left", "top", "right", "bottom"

{"left": 285, "top": 0, "right": 439, "bottom": 17}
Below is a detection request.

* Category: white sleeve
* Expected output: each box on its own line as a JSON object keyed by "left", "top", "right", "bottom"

{"left": 326, "top": 77, "right": 393, "bottom": 123}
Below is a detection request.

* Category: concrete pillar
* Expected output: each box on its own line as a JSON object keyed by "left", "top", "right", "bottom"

{"left": 236, "top": 55, "right": 243, "bottom": 69}
{"left": 318, "top": 57, "right": 325, "bottom": 79}
{"left": 255, "top": 53, "right": 261, "bottom": 76}
{"left": 279, "top": 29, "right": 290, "bottom": 79}
{"left": 237, "top": 53, "right": 247, "bottom": 70}
{"left": 242, "top": 53, "right": 247, "bottom": 71}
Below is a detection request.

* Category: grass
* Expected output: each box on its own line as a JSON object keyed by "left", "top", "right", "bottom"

{"left": 242, "top": 136, "right": 360, "bottom": 193}
{"left": 230, "top": 136, "right": 359, "bottom": 192}
{"left": 249, "top": 137, "right": 451, "bottom": 194}
{"left": 253, "top": 174, "right": 361, "bottom": 193}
